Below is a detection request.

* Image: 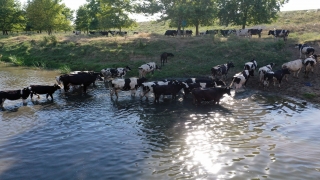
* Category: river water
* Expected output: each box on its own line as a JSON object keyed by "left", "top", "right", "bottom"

{"left": 1, "top": 64, "right": 320, "bottom": 180}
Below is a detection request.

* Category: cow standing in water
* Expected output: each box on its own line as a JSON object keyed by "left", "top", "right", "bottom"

{"left": 29, "top": 84, "right": 61, "bottom": 101}
{"left": 192, "top": 87, "right": 231, "bottom": 105}
{"left": 0, "top": 88, "right": 31, "bottom": 108}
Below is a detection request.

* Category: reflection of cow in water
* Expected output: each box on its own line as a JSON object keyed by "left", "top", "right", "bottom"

{"left": 160, "top": 52, "right": 174, "bottom": 66}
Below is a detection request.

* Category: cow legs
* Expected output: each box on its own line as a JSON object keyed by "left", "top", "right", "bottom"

{"left": 0, "top": 99, "right": 5, "bottom": 108}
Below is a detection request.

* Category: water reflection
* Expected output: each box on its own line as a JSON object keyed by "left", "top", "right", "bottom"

{"left": 1, "top": 64, "right": 320, "bottom": 180}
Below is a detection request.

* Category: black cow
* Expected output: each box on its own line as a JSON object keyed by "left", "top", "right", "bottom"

{"left": 185, "top": 78, "right": 226, "bottom": 86}
{"left": 153, "top": 81, "right": 188, "bottom": 103}
{"left": 192, "top": 87, "right": 231, "bottom": 105}
{"left": 100, "top": 31, "right": 108, "bottom": 36}
{"left": 160, "top": 52, "right": 174, "bottom": 66}
{"left": 29, "top": 84, "right": 61, "bottom": 101}
{"left": 59, "top": 72, "right": 101, "bottom": 93}
{"left": 183, "top": 82, "right": 217, "bottom": 97}
{"left": 268, "top": 29, "right": 290, "bottom": 41}
{"left": 89, "top": 31, "right": 96, "bottom": 35}
{"left": 211, "top": 62, "right": 235, "bottom": 79}
{"left": 0, "top": 88, "right": 31, "bottom": 108}
{"left": 295, "top": 44, "right": 315, "bottom": 58}
{"left": 206, "top": 30, "right": 219, "bottom": 35}
{"left": 263, "top": 68, "right": 290, "bottom": 88}
{"left": 164, "top": 30, "right": 177, "bottom": 36}
{"left": 249, "top": 29, "right": 263, "bottom": 38}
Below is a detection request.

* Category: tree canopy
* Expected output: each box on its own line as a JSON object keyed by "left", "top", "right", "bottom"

{"left": 0, "top": 0, "right": 25, "bottom": 35}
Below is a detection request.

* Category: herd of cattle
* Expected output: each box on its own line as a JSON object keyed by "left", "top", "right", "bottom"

{"left": 0, "top": 43, "right": 318, "bottom": 108}
{"left": 164, "top": 28, "right": 290, "bottom": 40}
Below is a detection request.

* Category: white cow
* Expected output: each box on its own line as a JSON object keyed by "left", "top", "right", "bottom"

{"left": 138, "top": 62, "right": 160, "bottom": 78}
{"left": 236, "top": 29, "right": 251, "bottom": 38}
{"left": 282, "top": 59, "right": 304, "bottom": 80}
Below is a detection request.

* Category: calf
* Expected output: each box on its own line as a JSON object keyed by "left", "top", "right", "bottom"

{"left": 211, "top": 62, "right": 235, "bottom": 79}
{"left": 138, "top": 62, "right": 160, "bottom": 78}
{"left": 152, "top": 81, "right": 188, "bottom": 103}
{"left": 29, "top": 84, "right": 61, "bottom": 101}
{"left": 230, "top": 70, "right": 251, "bottom": 92}
{"left": 295, "top": 44, "right": 315, "bottom": 58}
{"left": 244, "top": 59, "right": 258, "bottom": 76}
{"left": 160, "top": 52, "right": 174, "bottom": 66}
{"left": 0, "top": 88, "right": 31, "bottom": 108}
{"left": 258, "top": 63, "right": 276, "bottom": 82}
{"left": 304, "top": 55, "right": 318, "bottom": 77}
{"left": 109, "top": 77, "right": 147, "bottom": 99}
{"left": 192, "top": 87, "right": 231, "bottom": 105}
{"left": 282, "top": 59, "right": 304, "bottom": 79}
{"left": 263, "top": 68, "right": 290, "bottom": 88}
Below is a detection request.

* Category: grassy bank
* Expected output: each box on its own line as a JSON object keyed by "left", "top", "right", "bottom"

{"left": 1, "top": 10, "right": 320, "bottom": 81}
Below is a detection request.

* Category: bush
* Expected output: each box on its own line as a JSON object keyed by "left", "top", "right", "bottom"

{"left": 59, "top": 65, "right": 71, "bottom": 74}
{"left": 8, "top": 55, "right": 24, "bottom": 66}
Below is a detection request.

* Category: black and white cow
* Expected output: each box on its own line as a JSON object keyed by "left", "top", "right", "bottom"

{"left": 29, "top": 84, "right": 61, "bottom": 101}
{"left": 192, "top": 87, "right": 231, "bottom": 105}
{"left": 211, "top": 62, "right": 235, "bottom": 79}
{"left": 220, "top": 29, "right": 236, "bottom": 36}
{"left": 100, "top": 66, "right": 131, "bottom": 81}
{"left": 268, "top": 29, "right": 290, "bottom": 41}
{"left": 152, "top": 81, "right": 188, "bottom": 103}
{"left": 263, "top": 68, "right": 290, "bottom": 88}
{"left": 282, "top": 59, "right": 304, "bottom": 79}
{"left": 138, "top": 62, "right": 160, "bottom": 78}
{"left": 140, "top": 80, "right": 176, "bottom": 100}
{"left": 295, "top": 44, "right": 315, "bottom": 58}
{"left": 0, "top": 88, "right": 31, "bottom": 108}
{"left": 183, "top": 81, "right": 217, "bottom": 97}
{"left": 160, "top": 52, "right": 174, "bottom": 66}
{"left": 249, "top": 29, "right": 263, "bottom": 38}
{"left": 230, "top": 70, "right": 251, "bottom": 92}
{"left": 258, "top": 63, "right": 276, "bottom": 82}
{"left": 244, "top": 59, "right": 258, "bottom": 76}
{"left": 304, "top": 55, "right": 318, "bottom": 77}
{"left": 109, "top": 77, "right": 147, "bottom": 99}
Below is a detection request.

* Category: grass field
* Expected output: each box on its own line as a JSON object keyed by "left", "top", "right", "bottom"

{"left": 1, "top": 10, "right": 320, "bottom": 81}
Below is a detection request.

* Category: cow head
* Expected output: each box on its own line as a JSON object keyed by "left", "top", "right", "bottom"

{"left": 268, "top": 30, "right": 274, "bottom": 35}
{"left": 227, "top": 62, "right": 235, "bottom": 68}
{"left": 53, "top": 83, "right": 61, "bottom": 90}
{"left": 224, "top": 87, "right": 232, "bottom": 96}
{"left": 22, "top": 87, "right": 31, "bottom": 99}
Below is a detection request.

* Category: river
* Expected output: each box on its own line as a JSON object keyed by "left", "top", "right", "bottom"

{"left": 1, "top": 64, "right": 320, "bottom": 180}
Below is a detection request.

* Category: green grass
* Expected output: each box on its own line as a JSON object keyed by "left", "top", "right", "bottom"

{"left": 1, "top": 10, "right": 320, "bottom": 80}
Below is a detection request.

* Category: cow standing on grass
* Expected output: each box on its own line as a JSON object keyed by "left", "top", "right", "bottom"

{"left": 160, "top": 52, "right": 174, "bottom": 66}
{"left": 295, "top": 44, "right": 315, "bottom": 58}
{"left": 138, "top": 62, "right": 160, "bottom": 78}
{"left": 211, "top": 62, "right": 235, "bottom": 79}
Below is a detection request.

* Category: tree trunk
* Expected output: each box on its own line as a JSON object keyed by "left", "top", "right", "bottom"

{"left": 195, "top": 24, "right": 199, "bottom": 36}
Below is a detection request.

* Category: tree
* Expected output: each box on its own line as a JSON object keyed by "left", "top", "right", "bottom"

{"left": 217, "top": 0, "right": 289, "bottom": 29}
{"left": 0, "top": 0, "right": 25, "bottom": 35}
{"left": 75, "top": 5, "right": 91, "bottom": 32}
{"left": 26, "top": 0, "right": 72, "bottom": 34}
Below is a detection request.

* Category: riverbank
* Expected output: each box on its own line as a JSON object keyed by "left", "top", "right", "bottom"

{"left": 1, "top": 32, "right": 320, "bottom": 103}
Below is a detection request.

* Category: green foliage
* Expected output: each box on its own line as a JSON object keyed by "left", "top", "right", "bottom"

{"left": 303, "top": 93, "right": 316, "bottom": 99}
{"left": 0, "top": 0, "right": 25, "bottom": 33}
{"left": 8, "top": 55, "right": 24, "bottom": 66}
{"left": 59, "top": 64, "right": 71, "bottom": 74}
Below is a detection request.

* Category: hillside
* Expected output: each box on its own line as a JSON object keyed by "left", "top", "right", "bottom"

{"left": 1, "top": 10, "right": 320, "bottom": 102}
